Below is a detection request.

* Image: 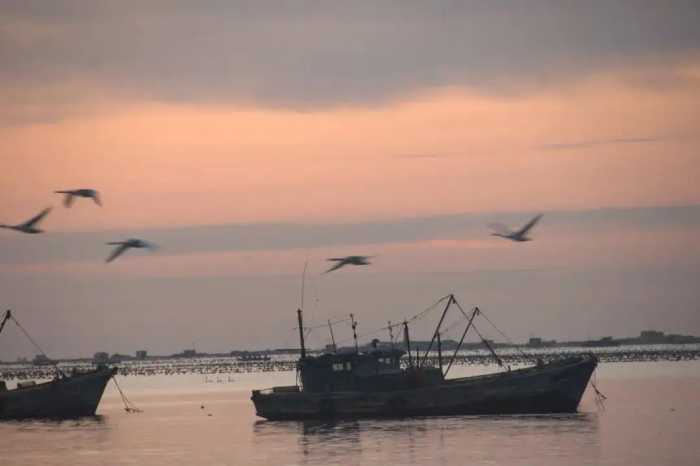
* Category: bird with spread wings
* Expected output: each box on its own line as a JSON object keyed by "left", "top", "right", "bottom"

{"left": 323, "top": 255, "right": 373, "bottom": 274}
{"left": 55, "top": 189, "right": 101, "bottom": 207}
{"left": 489, "top": 214, "right": 543, "bottom": 242}
{"left": 0, "top": 208, "right": 52, "bottom": 234}
{"left": 105, "top": 238, "right": 157, "bottom": 263}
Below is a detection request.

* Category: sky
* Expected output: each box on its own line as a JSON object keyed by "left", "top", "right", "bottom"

{"left": 1, "top": 1, "right": 699, "bottom": 359}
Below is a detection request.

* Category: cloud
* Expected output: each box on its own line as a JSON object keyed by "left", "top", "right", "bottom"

{"left": 539, "top": 136, "right": 668, "bottom": 151}
{"left": 391, "top": 153, "right": 456, "bottom": 160}
{"left": 1, "top": 0, "right": 700, "bottom": 119}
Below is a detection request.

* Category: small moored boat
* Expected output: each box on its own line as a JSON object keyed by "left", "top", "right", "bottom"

{"left": 0, "top": 310, "right": 116, "bottom": 420}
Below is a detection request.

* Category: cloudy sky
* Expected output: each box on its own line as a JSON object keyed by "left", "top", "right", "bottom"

{"left": 1, "top": 1, "right": 699, "bottom": 359}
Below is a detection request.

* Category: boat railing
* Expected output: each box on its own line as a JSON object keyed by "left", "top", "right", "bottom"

{"left": 254, "top": 385, "right": 300, "bottom": 396}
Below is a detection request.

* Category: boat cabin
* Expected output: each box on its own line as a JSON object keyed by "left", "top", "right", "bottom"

{"left": 298, "top": 348, "right": 443, "bottom": 393}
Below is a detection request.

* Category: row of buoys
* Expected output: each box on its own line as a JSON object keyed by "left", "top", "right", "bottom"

{"left": 2, "top": 348, "right": 698, "bottom": 380}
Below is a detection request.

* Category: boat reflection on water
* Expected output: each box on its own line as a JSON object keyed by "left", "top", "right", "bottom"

{"left": 253, "top": 413, "right": 600, "bottom": 466}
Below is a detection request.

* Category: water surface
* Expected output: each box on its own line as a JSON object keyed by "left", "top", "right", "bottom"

{"left": 1, "top": 362, "right": 698, "bottom": 465}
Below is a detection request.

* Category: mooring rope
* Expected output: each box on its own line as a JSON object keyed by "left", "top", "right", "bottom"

{"left": 112, "top": 376, "right": 142, "bottom": 413}
{"left": 590, "top": 370, "right": 607, "bottom": 410}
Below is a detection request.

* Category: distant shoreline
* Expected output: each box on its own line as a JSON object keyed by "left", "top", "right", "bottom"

{"left": 2, "top": 343, "right": 698, "bottom": 381}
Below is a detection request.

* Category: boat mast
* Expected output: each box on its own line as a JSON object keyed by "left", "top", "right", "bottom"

{"left": 297, "top": 308, "right": 306, "bottom": 359}
{"left": 444, "top": 306, "right": 479, "bottom": 378}
{"left": 350, "top": 313, "right": 359, "bottom": 353}
{"left": 327, "top": 319, "right": 337, "bottom": 353}
{"left": 419, "top": 294, "right": 454, "bottom": 367}
{"left": 0, "top": 310, "right": 11, "bottom": 335}
{"left": 437, "top": 331, "right": 443, "bottom": 377}
{"left": 403, "top": 320, "right": 413, "bottom": 368}
{"left": 388, "top": 321, "right": 394, "bottom": 349}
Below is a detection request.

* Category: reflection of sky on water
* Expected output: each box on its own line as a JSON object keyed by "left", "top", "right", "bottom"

{"left": 253, "top": 413, "right": 599, "bottom": 466}
{"left": 2, "top": 366, "right": 698, "bottom": 466}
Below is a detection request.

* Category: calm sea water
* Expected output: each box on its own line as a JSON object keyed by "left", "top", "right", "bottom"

{"left": 1, "top": 361, "right": 698, "bottom": 466}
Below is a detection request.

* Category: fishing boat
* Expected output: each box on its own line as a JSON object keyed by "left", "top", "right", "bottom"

{"left": 0, "top": 310, "right": 117, "bottom": 420}
{"left": 251, "top": 295, "right": 597, "bottom": 420}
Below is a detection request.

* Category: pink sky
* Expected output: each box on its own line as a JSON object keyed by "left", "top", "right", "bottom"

{"left": 1, "top": 2, "right": 700, "bottom": 357}
{"left": 2, "top": 64, "right": 699, "bottom": 231}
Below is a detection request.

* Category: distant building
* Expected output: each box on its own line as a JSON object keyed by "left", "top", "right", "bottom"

{"left": 136, "top": 350, "right": 147, "bottom": 360}
{"left": 182, "top": 349, "right": 196, "bottom": 358}
{"left": 109, "top": 353, "right": 127, "bottom": 363}
{"left": 93, "top": 352, "right": 110, "bottom": 363}
{"left": 32, "top": 354, "right": 54, "bottom": 366}
{"left": 640, "top": 330, "right": 665, "bottom": 342}
{"left": 582, "top": 336, "right": 619, "bottom": 347}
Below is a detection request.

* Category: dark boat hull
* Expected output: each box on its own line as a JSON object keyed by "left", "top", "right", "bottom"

{"left": 0, "top": 367, "right": 117, "bottom": 420}
{"left": 252, "top": 356, "right": 597, "bottom": 420}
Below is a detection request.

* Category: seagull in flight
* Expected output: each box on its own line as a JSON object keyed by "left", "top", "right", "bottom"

{"left": 489, "top": 214, "right": 543, "bottom": 242}
{"left": 0, "top": 208, "right": 52, "bottom": 234}
{"left": 105, "top": 238, "right": 156, "bottom": 263}
{"left": 55, "top": 189, "right": 101, "bottom": 207}
{"left": 323, "top": 255, "right": 373, "bottom": 274}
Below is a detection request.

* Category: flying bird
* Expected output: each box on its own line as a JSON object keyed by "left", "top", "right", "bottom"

{"left": 323, "top": 255, "right": 373, "bottom": 274}
{"left": 0, "top": 208, "right": 52, "bottom": 234}
{"left": 55, "top": 189, "right": 101, "bottom": 207}
{"left": 105, "top": 238, "right": 156, "bottom": 263}
{"left": 489, "top": 214, "right": 543, "bottom": 242}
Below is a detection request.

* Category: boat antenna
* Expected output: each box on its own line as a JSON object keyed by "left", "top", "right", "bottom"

{"left": 387, "top": 321, "right": 395, "bottom": 349}
{"left": 350, "top": 313, "right": 359, "bottom": 353}
{"left": 300, "top": 256, "right": 308, "bottom": 310}
{"left": 403, "top": 320, "right": 413, "bottom": 368}
{"left": 297, "top": 308, "right": 306, "bottom": 359}
{"left": 327, "top": 319, "right": 337, "bottom": 353}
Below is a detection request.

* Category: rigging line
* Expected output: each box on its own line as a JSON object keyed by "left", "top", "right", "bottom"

{"left": 350, "top": 295, "right": 453, "bottom": 344}
{"left": 478, "top": 308, "right": 533, "bottom": 360}
{"left": 472, "top": 322, "right": 504, "bottom": 367}
{"left": 301, "top": 295, "right": 453, "bottom": 349}
{"left": 302, "top": 317, "right": 351, "bottom": 331}
{"left": 10, "top": 315, "right": 57, "bottom": 367}
{"left": 441, "top": 314, "right": 469, "bottom": 336}
{"left": 334, "top": 325, "right": 388, "bottom": 347}
{"left": 406, "top": 294, "right": 452, "bottom": 324}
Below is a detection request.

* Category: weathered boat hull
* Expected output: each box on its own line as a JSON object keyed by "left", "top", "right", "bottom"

{"left": 0, "top": 366, "right": 117, "bottom": 420}
{"left": 252, "top": 355, "right": 597, "bottom": 420}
